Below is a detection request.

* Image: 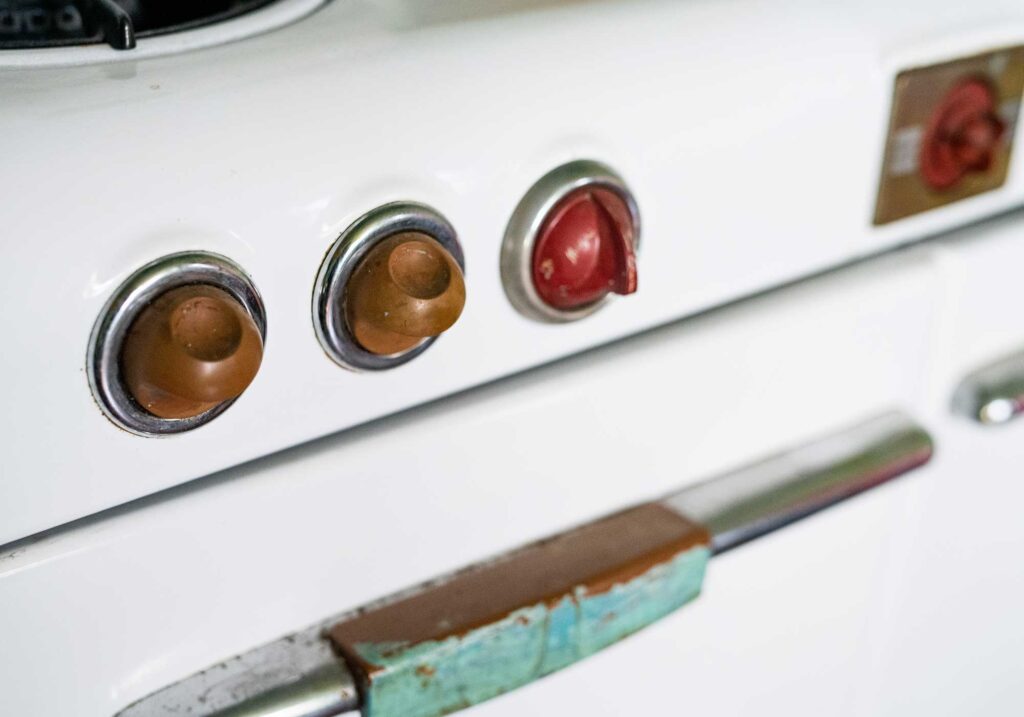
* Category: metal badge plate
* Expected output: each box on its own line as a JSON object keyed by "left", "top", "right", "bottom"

{"left": 873, "top": 46, "right": 1024, "bottom": 225}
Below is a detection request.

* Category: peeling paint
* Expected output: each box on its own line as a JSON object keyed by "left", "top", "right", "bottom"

{"left": 330, "top": 503, "right": 709, "bottom": 717}
{"left": 345, "top": 547, "right": 707, "bottom": 717}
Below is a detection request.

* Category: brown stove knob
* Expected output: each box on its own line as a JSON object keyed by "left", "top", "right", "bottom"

{"left": 121, "top": 284, "right": 264, "bottom": 419}
{"left": 344, "top": 232, "right": 466, "bottom": 356}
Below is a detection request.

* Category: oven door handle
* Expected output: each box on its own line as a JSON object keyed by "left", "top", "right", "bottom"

{"left": 954, "top": 347, "right": 1024, "bottom": 424}
{"left": 116, "top": 411, "right": 933, "bottom": 717}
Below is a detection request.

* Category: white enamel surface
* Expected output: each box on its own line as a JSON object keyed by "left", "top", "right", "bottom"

{"left": 2, "top": 0, "right": 1024, "bottom": 544}
{"left": 0, "top": 240, "right": 939, "bottom": 715}
{"left": 4, "top": 210, "right": 1024, "bottom": 715}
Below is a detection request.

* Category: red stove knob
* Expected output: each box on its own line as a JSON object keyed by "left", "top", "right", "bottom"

{"left": 920, "top": 78, "right": 1005, "bottom": 190}
{"left": 531, "top": 187, "right": 638, "bottom": 311}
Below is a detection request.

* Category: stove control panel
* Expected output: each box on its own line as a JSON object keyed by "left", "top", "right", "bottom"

{"left": 5, "top": 0, "right": 1024, "bottom": 545}
{"left": 874, "top": 46, "right": 1024, "bottom": 224}
{"left": 90, "top": 164, "right": 638, "bottom": 434}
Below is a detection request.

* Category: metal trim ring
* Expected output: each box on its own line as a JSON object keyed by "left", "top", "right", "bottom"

{"left": 313, "top": 201, "right": 465, "bottom": 371}
{"left": 500, "top": 159, "right": 641, "bottom": 323}
{"left": 87, "top": 252, "right": 267, "bottom": 437}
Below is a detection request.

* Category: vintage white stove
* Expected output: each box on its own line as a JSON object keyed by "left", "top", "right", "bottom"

{"left": 1, "top": 0, "right": 1023, "bottom": 715}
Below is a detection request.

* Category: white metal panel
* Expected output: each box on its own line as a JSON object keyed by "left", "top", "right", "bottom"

{"left": 479, "top": 202, "right": 1024, "bottom": 717}
{"left": 3, "top": 0, "right": 1024, "bottom": 543}
{"left": 852, "top": 210, "right": 1024, "bottom": 716}
{"left": 0, "top": 246, "right": 939, "bottom": 716}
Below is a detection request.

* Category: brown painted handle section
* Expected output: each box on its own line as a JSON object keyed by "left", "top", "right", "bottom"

{"left": 328, "top": 504, "right": 709, "bottom": 717}
{"left": 121, "top": 284, "right": 264, "bottom": 419}
{"left": 331, "top": 504, "right": 707, "bottom": 651}
{"left": 345, "top": 232, "right": 466, "bottom": 355}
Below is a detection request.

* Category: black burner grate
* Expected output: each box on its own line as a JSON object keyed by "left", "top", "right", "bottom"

{"left": 0, "top": 0, "right": 279, "bottom": 50}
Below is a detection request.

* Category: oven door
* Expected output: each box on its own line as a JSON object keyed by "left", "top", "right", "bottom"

{"left": 2, "top": 212, "right": 1022, "bottom": 716}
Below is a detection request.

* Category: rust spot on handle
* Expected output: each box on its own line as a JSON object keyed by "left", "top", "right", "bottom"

{"left": 329, "top": 503, "right": 708, "bottom": 652}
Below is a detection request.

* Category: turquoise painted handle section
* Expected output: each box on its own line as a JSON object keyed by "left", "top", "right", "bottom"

{"left": 353, "top": 545, "right": 709, "bottom": 717}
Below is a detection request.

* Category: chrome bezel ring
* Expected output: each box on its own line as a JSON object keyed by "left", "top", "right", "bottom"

{"left": 87, "top": 252, "right": 267, "bottom": 437}
{"left": 500, "top": 159, "right": 641, "bottom": 323}
{"left": 313, "top": 201, "right": 465, "bottom": 371}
